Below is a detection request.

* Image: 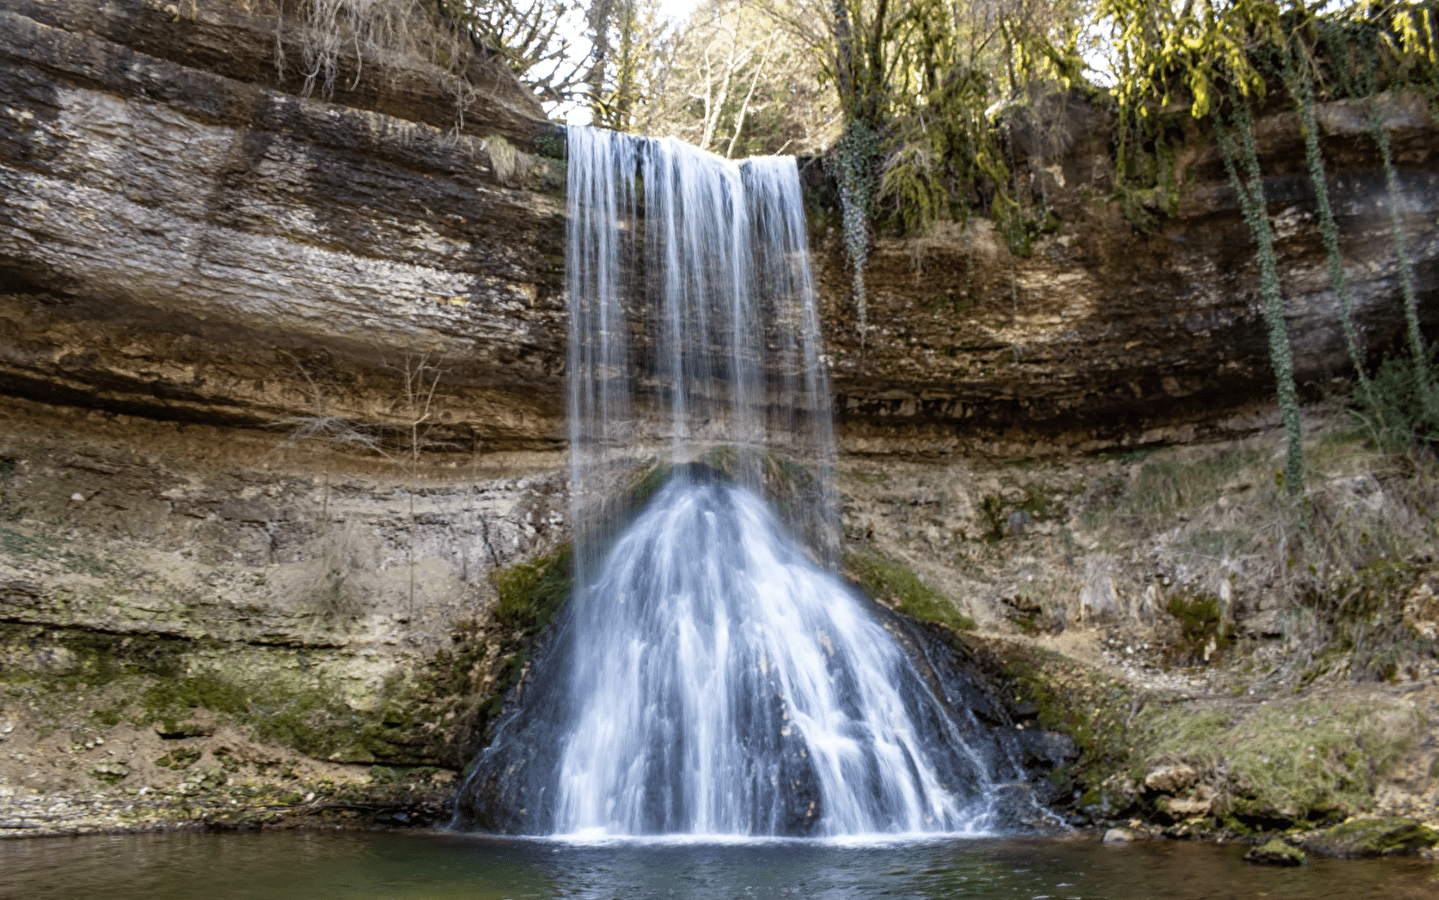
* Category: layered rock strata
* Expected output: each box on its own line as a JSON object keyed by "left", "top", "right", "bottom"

{"left": 812, "top": 91, "right": 1439, "bottom": 455}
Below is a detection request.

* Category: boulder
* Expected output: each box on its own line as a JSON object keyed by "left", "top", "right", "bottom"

{"left": 1297, "top": 817, "right": 1439, "bottom": 858}
{"left": 1244, "top": 838, "right": 1307, "bottom": 866}
{"left": 1143, "top": 761, "right": 1199, "bottom": 794}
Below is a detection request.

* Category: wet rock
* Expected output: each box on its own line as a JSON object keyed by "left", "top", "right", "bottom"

{"left": 1102, "top": 827, "right": 1135, "bottom": 843}
{"left": 1244, "top": 838, "right": 1306, "bottom": 866}
{"left": 1297, "top": 817, "right": 1439, "bottom": 858}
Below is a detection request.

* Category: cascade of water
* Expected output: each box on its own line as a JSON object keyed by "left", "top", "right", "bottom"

{"left": 566, "top": 128, "right": 837, "bottom": 573}
{"left": 454, "top": 127, "right": 1044, "bottom": 838}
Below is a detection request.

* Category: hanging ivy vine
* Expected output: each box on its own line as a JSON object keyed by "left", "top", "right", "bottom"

{"left": 1276, "top": 31, "right": 1370, "bottom": 393}
{"left": 829, "top": 119, "right": 882, "bottom": 345}
{"left": 816, "top": 0, "right": 1438, "bottom": 445}
{"left": 1216, "top": 100, "right": 1306, "bottom": 493}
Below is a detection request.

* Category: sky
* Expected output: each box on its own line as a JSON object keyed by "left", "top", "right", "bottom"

{"left": 548, "top": 0, "right": 703, "bottom": 125}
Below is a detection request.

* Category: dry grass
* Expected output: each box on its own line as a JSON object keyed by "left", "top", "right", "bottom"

{"left": 275, "top": 0, "right": 478, "bottom": 126}
{"left": 484, "top": 135, "right": 532, "bottom": 186}
{"left": 1077, "top": 416, "right": 1439, "bottom": 683}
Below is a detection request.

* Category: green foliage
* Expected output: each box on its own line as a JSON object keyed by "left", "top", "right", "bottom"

{"left": 534, "top": 133, "right": 564, "bottom": 159}
{"left": 1358, "top": 345, "right": 1439, "bottom": 453}
{"left": 878, "top": 143, "right": 947, "bottom": 236}
{"left": 843, "top": 546, "right": 976, "bottom": 632}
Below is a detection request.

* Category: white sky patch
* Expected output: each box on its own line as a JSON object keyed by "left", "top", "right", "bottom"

{"left": 544, "top": 0, "right": 704, "bottom": 125}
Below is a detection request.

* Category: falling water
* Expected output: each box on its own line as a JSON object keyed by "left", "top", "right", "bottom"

{"left": 564, "top": 127, "right": 838, "bottom": 572}
{"left": 454, "top": 128, "right": 1045, "bottom": 837}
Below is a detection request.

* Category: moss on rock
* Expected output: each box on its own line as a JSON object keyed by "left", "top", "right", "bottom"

{"left": 0, "top": 621, "right": 491, "bottom": 768}
{"left": 844, "top": 547, "right": 977, "bottom": 633}
{"left": 491, "top": 546, "right": 572, "bottom": 632}
{"left": 1133, "top": 697, "right": 1418, "bottom": 827}
{"left": 1244, "top": 838, "right": 1307, "bottom": 865}
{"left": 977, "top": 639, "right": 1137, "bottom": 811}
{"left": 1299, "top": 817, "right": 1439, "bottom": 858}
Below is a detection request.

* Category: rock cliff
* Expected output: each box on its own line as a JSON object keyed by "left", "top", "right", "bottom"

{"left": 2, "top": 0, "right": 1435, "bottom": 455}
{"left": 1, "top": 0, "right": 1437, "bottom": 836}
{"left": 812, "top": 91, "right": 1439, "bottom": 455}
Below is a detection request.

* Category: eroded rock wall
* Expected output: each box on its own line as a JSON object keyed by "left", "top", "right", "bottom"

{"left": 1, "top": 0, "right": 1438, "bottom": 829}
{"left": 811, "top": 92, "right": 1439, "bottom": 456}
{"left": 0, "top": 0, "right": 573, "bottom": 810}
{"left": 1, "top": 0, "right": 567, "bottom": 451}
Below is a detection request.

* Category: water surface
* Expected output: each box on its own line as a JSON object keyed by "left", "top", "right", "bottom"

{"left": 2, "top": 830, "right": 1435, "bottom": 899}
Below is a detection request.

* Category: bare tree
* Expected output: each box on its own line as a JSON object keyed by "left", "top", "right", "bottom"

{"left": 445, "top": 0, "right": 594, "bottom": 106}
{"left": 642, "top": 0, "right": 836, "bottom": 156}
{"left": 383, "top": 351, "right": 449, "bottom": 614}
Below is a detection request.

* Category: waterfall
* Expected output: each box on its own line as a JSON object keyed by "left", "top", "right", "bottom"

{"left": 453, "top": 128, "right": 1044, "bottom": 838}
{"left": 565, "top": 127, "right": 838, "bottom": 573}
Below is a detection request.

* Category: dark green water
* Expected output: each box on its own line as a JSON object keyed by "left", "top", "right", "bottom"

{"left": 1, "top": 830, "right": 1436, "bottom": 899}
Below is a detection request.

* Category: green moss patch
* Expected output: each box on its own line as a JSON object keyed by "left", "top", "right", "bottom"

{"left": 0, "top": 622, "right": 485, "bottom": 767}
{"left": 976, "top": 635, "right": 1420, "bottom": 830}
{"left": 844, "top": 547, "right": 976, "bottom": 633}
{"left": 1244, "top": 838, "right": 1307, "bottom": 865}
{"left": 492, "top": 546, "right": 572, "bottom": 632}
{"left": 1299, "top": 817, "right": 1439, "bottom": 858}
{"left": 465, "top": 547, "right": 576, "bottom": 745}
{"left": 1135, "top": 696, "right": 1418, "bottom": 826}
{"left": 1166, "top": 592, "right": 1233, "bottom": 663}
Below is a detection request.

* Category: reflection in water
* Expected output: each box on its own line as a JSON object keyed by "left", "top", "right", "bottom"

{"left": 1, "top": 831, "right": 1437, "bottom": 900}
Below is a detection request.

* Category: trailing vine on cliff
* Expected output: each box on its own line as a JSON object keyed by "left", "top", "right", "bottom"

{"left": 829, "top": 119, "right": 881, "bottom": 343}
{"left": 1277, "top": 31, "right": 1369, "bottom": 393}
{"left": 1216, "top": 100, "right": 1305, "bottom": 493}
{"left": 1320, "top": 5, "right": 1439, "bottom": 443}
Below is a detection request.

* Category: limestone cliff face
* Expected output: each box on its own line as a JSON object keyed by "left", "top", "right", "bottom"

{"left": 0, "top": 0, "right": 572, "bottom": 795}
{"left": 0, "top": 0, "right": 1438, "bottom": 799}
{"left": 811, "top": 92, "right": 1439, "bottom": 455}
{"left": 2, "top": 0, "right": 1436, "bottom": 456}
{"left": 1, "top": 0, "right": 566, "bottom": 452}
